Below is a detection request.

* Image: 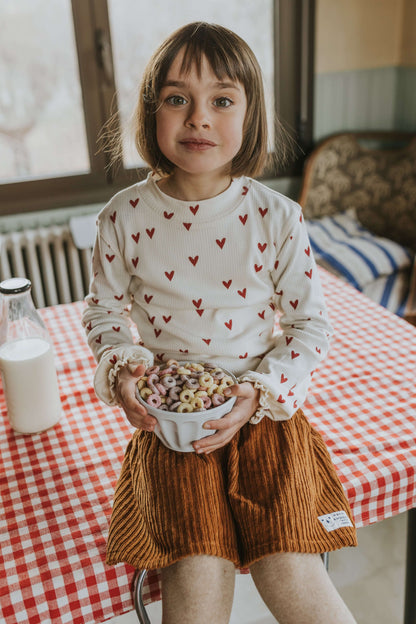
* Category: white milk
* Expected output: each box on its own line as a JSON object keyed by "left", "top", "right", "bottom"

{"left": 0, "top": 337, "right": 62, "bottom": 434}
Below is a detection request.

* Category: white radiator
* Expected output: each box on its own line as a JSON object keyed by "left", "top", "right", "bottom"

{"left": 0, "top": 224, "right": 94, "bottom": 308}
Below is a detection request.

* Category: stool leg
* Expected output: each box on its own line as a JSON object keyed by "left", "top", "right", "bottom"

{"left": 321, "top": 552, "right": 329, "bottom": 571}
{"left": 133, "top": 570, "right": 152, "bottom": 624}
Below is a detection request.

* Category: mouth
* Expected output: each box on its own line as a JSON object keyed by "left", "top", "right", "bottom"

{"left": 179, "top": 138, "right": 217, "bottom": 151}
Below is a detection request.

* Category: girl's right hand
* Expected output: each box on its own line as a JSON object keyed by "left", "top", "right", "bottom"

{"left": 115, "top": 364, "right": 158, "bottom": 431}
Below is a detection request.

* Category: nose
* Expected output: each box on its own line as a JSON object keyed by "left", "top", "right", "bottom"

{"left": 185, "top": 102, "right": 210, "bottom": 129}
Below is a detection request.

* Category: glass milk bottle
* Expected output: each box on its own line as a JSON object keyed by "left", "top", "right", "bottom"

{"left": 0, "top": 278, "right": 62, "bottom": 434}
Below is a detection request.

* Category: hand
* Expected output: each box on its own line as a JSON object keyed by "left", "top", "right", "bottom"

{"left": 192, "top": 382, "right": 259, "bottom": 455}
{"left": 115, "top": 363, "right": 157, "bottom": 431}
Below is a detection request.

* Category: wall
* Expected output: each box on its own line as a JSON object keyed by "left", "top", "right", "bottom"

{"left": 314, "top": 0, "right": 416, "bottom": 140}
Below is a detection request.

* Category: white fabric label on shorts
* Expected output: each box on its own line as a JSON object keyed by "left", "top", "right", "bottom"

{"left": 318, "top": 511, "right": 353, "bottom": 532}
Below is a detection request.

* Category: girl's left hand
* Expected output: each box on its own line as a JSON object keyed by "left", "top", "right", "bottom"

{"left": 192, "top": 382, "right": 259, "bottom": 455}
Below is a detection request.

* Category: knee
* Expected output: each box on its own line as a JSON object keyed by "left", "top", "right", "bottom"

{"left": 250, "top": 552, "right": 323, "bottom": 583}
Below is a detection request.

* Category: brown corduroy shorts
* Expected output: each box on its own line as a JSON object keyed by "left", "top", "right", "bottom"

{"left": 106, "top": 409, "right": 357, "bottom": 570}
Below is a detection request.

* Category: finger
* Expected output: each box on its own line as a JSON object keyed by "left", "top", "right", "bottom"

{"left": 127, "top": 363, "right": 146, "bottom": 377}
{"left": 202, "top": 401, "right": 248, "bottom": 430}
{"left": 202, "top": 415, "right": 235, "bottom": 430}
{"left": 193, "top": 426, "right": 236, "bottom": 453}
{"left": 224, "top": 382, "right": 256, "bottom": 399}
{"left": 125, "top": 407, "right": 157, "bottom": 431}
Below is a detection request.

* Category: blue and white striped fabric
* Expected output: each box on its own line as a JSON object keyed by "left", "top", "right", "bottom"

{"left": 306, "top": 209, "right": 412, "bottom": 316}
{"left": 362, "top": 272, "right": 410, "bottom": 317}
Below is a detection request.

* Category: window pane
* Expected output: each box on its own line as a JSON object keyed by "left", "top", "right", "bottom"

{"left": 108, "top": 0, "right": 274, "bottom": 169}
{"left": 0, "top": 0, "right": 90, "bottom": 183}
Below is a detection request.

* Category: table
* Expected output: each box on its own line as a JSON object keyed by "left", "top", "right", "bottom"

{"left": 1, "top": 269, "right": 415, "bottom": 624}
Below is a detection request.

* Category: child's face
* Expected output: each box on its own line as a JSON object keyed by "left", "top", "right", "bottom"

{"left": 156, "top": 48, "right": 247, "bottom": 181}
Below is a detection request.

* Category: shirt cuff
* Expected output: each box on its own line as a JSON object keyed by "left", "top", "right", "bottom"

{"left": 238, "top": 372, "right": 295, "bottom": 424}
{"left": 93, "top": 345, "right": 154, "bottom": 406}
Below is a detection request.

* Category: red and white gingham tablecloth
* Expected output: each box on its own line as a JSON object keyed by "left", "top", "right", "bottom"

{"left": 1, "top": 268, "right": 415, "bottom": 623}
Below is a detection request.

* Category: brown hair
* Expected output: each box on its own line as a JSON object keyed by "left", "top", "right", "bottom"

{"left": 134, "top": 22, "right": 269, "bottom": 178}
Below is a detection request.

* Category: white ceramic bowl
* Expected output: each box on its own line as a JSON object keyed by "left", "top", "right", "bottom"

{"left": 136, "top": 363, "right": 237, "bottom": 452}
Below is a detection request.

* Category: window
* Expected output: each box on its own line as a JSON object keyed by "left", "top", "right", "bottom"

{"left": 0, "top": 0, "right": 314, "bottom": 216}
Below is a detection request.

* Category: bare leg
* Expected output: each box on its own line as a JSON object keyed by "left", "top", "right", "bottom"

{"left": 250, "top": 552, "right": 357, "bottom": 624}
{"left": 161, "top": 555, "right": 236, "bottom": 624}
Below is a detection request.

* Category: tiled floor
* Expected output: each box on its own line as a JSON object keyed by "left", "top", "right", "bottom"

{"left": 106, "top": 511, "right": 407, "bottom": 624}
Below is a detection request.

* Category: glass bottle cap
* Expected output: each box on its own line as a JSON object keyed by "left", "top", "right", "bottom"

{"left": 0, "top": 277, "right": 32, "bottom": 294}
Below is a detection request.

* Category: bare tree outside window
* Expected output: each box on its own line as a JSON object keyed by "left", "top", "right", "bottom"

{"left": 0, "top": 0, "right": 89, "bottom": 183}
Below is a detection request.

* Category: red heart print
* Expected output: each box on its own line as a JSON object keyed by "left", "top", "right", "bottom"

{"left": 95, "top": 334, "right": 102, "bottom": 344}
{"left": 258, "top": 207, "right": 268, "bottom": 218}
{"left": 110, "top": 211, "right": 117, "bottom": 223}
{"left": 316, "top": 347, "right": 321, "bottom": 354}
{"left": 110, "top": 355, "right": 118, "bottom": 365}
{"left": 132, "top": 257, "right": 139, "bottom": 268}
{"left": 156, "top": 353, "right": 165, "bottom": 361}
{"left": 203, "top": 338, "right": 211, "bottom": 345}
{"left": 225, "top": 319, "right": 232, "bottom": 330}
{"left": 189, "top": 204, "right": 199, "bottom": 215}
{"left": 288, "top": 386, "right": 295, "bottom": 397}
{"left": 258, "top": 242, "right": 267, "bottom": 253}
{"left": 291, "top": 350, "right": 300, "bottom": 359}
{"left": 290, "top": 299, "right": 298, "bottom": 309}
{"left": 154, "top": 329, "right": 161, "bottom": 338}
{"left": 86, "top": 322, "right": 92, "bottom": 331}
{"left": 275, "top": 290, "right": 283, "bottom": 296}
{"left": 163, "top": 315, "right": 171, "bottom": 323}
{"left": 183, "top": 222, "right": 192, "bottom": 230}
{"left": 112, "top": 326, "right": 120, "bottom": 332}
{"left": 277, "top": 395, "right": 286, "bottom": 403}
{"left": 179, "top": 349, "right": 189, "bottom": 353}
{"left": 239, "top": 214, "right": 248, "bottom": 225}
{"left": 299, "top": 214, "right": 303, "bottom": 222}
{"left": 144, "top": 294, "right": 153, "bottom": 304}
{"left": 285, "top": 336, "right": 293, "bottom": 345}
{"left": 105, "top": 254, "right": 115, "bottom": 263}
{"left": 91, "top": 298, "right": 99, "bottom": 304}
{"left": 129, "top": 198, "right": 139, "bottom": 208}
{"left": 305, "top": 269, "right": 312, "bottom": 279}
{"left": 188, "top": 256, "right": 199, "bottom": 266}
{"left": 242, "top": 186, "right": 249, "bottom": 195}
{"left": 274, "top": 260, "right": 279, "bottom": 270}
{"left": 216, "top": 238, "right": 226, "bottom": 249}
{"left": 149, "top": 316, "right": 155, "bottom": 324}
{"left": 305, "top": 246, "right": 310, "bottom": 256}
{"left": 196, "top": 309, "right": 204, "bottom": 316}
{"left": 164, "top": 211, "right": 174, "bottom": 219}
{"left": 239, "top": 352, "right": 248, "bottom": 359}
{"left": 146, "top": 227, "right": 155, "bottom": 239}
{"left": 280, "top": 373, "right": 288, "bottom": 383}
{"left": 131, "top": 232, "right": 140, "bottom": 243}
{"left": 222, "top": 280, "right": 232, "bottom": 289}
{"left": 269, "top": 303, "right": 275, "bottom": 311}
{"left": 114, "top": 294, "right": 123, "bottom": 301}
{"left": 237, "top": 288, "right": 246, "bottom": 298}
{"left": 258, "top": 310, "right": 265, "bottom": 319}
{"left": 293, "top": 400, "right": 298, "bottom": 408}
{"left": 254, "top": 264, "right": 262, "bottom": 272}
{"left": 193, "top": 298, "right": 202, "bottom": 308}
{"left": 165, "top": 270, "right": 174, "bottom": 281}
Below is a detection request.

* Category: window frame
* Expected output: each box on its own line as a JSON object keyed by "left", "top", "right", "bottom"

{"left": 0, "top": 0, "right": 314, "bottom": 216}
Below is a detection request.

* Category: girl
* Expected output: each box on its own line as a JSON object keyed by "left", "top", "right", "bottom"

{"left": 83, "top": 22, "right": 358, "bottom": 624}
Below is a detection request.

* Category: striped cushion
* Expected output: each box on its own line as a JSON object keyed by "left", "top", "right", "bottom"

{"left": 362, "top": 272, "right": 410, "bottom": 317}
{"left": 306, "top": 209, "right": 412, "bottom": 291}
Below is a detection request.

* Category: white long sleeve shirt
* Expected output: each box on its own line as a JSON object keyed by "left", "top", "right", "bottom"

{"left": 82, "top": 173, "right": 332, "bottom": 422}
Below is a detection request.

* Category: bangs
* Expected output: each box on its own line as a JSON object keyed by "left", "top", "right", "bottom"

{"left": 178, "top": 28, "right": 245, "bottom": 85}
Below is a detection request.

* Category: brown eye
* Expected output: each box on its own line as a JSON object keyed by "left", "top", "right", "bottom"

{"left": 214, "top": 97, "right": 233, "bottom": 108}
{"left": 166, "top": 95, "right": 187, "bottom": 106}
